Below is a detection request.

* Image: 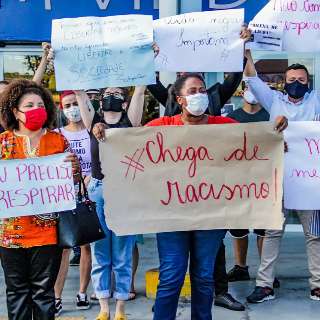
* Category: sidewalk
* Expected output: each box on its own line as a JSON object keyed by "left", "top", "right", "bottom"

{"left": 0, "top": 232, "right": 319, "bottom": 319}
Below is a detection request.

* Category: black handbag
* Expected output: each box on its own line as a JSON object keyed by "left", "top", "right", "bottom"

{"left": 58, "top": 177, "right": 105, "bottom": 248}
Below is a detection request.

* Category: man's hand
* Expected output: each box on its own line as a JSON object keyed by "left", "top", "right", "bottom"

{"left": 152, "top": 42, "right": 160, "bottom": 58}
{"left": 274, "top": 116, "right": 288, "bottom": 133}
{"left": 240, "top": 25, "right": 252, "bottom": 43}
{"left": 93, "top": 123, "right": 108, "bottom": 142}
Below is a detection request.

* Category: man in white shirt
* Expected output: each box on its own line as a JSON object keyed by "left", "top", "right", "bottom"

{"left": 244, "top": 49, "right": 320, "bottom": 303}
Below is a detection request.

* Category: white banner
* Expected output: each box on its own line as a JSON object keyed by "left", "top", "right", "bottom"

{"left": 52, "top": 15, "right": 156, "bottom": 90}
{"left": 284, "top": 122, "right": 320, "bottom": 210}
{"left": 154, "top": 9, "right": 244, "bottom": 72}
{"left": 0, "top": 154, "right": 76, "bottom": 218}
{"left": 252, "top": 0, "right": 320, "bottom": 52}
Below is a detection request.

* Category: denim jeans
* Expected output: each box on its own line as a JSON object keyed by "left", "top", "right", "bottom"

{"left": 153, "top": 230, "right": 226, "bottom": 320}
{"left": 88, "top": 178, "right": 135, "bottom": 300}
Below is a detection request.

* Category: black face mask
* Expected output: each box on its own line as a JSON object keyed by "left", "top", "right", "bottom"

{"left": 102, "top": 96, "right": 124, "bottom": 112}
{"left": 91, "top": 99, "right": 100, "bottom": 112}
{"left": 284, "top": 80, "right": 309, "bottom": 99}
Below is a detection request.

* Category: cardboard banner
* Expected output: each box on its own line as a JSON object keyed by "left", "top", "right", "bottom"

{"left": 284, "top": 121, "right": 320, "bottom": 210}
{"left": 252, "top": 0, "right": 320, "bottom": 52}
{"left": 0, "top": 153, "right": 76, "bottom": 218}
{"left": 154, "top": 9, "right": 244, "bottom": 72}
{"left": 100, "top": 123, "right": 284, "bottom": 235}
{"left": 51, "top": 15, "right": 156, "bottom": 90}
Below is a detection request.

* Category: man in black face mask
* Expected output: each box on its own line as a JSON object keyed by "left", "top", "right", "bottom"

{"left": 244, "top": 49, "right": 320, "bottom": 304}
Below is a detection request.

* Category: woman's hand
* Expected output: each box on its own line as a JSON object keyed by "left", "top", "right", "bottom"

{"left": 274, "top": 116, "right": 288, "bottom": 133}
{"left": 64, "top": 153, "right": 81, "bottom": 182}
{"left": 93, "top": 123, "right": 108, "bottom": 142}
{"left": 47, "top": 46, "right": 55, "bottom": 62}
{"left": 152, "top": 42, "right": 160, "bottom": 58}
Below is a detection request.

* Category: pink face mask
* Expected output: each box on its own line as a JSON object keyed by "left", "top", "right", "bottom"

{"left": 19, "top": 108, "right": 48, "bottom": 131}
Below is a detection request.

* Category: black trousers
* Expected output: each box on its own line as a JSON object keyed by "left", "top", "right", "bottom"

{"left": 0, "top": 245, "right": 62, "bottom": 320}
{"left": 214, "top": 241, "right": 228, "bottom": 295}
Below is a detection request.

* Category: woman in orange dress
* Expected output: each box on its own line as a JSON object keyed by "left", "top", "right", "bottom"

{"left": 0, "top": 79, "right": 79, "bottom": 320}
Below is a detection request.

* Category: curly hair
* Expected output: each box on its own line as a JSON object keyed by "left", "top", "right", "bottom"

{"left": 0, "top": 79, "right": 56, "bottom": 130}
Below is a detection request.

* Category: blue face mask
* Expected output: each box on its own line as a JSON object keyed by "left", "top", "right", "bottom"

{"left": 284, "top": 80, "right": 309, "bottom": 99}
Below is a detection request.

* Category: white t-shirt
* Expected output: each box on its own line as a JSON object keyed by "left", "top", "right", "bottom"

{"left": 57, "top": 127, "right": 92, "bottom": 176}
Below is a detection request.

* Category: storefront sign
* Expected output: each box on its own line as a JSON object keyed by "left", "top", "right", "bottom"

{"left": 0, "top": 0, "right": 159, "bottom": 41}
{"left": 100, "top": 123, "right": 284, "bottom": 235}
{"left": 202, "top": 0, "right": 269, "bottom": 22}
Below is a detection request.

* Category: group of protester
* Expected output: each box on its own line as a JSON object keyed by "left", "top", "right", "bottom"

{"left": 0, "top": 23, "right": 319, "bottom": 320}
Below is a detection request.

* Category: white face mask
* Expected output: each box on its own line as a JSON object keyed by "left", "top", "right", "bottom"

{"left": 185, "top": 93, "right": 209, "bottom": 116}
{"left": 63, "top": 105, "right": 81, "bottom": 123}
{"left": 243, "top": 90, "right": 258, "bottom": 105}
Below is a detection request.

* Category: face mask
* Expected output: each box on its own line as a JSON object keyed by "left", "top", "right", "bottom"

{"left": 91, "top": 99, "right": 100, "bottom": 112}
{"left": 102, "top": 96, "right": 124, "bottom": 113}
{"left": 243, "top": 90, "right": 258, "bottom": 105}
{"left": 63, "top": 105, "right": 81, "bottom": 123}
{"left": 19, "top": 108, "right": 48, "bottom": 131}
{"left": 284, "top": 80, "right": 309, "bottom": 99}
{"left": 185, "top": 93, "right": 209, "bottom": 116}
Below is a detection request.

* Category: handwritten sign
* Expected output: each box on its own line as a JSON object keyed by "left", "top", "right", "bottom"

{"left": 51, "top": 15, "right": 156, "bottom": 90}
{"left": 0, "top": 153, "right": 76, "bottom": 218}
{"left": 246, "top": 21, "right": 283, "bottom": 51}
{"left": 252, "top": 0, "right": 320, "bottom": 52}
{"left": 100, "top": 123, "right": 284, "bottom": 235}
{"left": 154, "top": 9, "right": 244, "bottom": 72}
{"left": 284, "top": 122, "right": 320, "bottom": 210}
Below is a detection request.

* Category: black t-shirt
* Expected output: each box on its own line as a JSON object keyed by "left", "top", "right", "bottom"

{"left": 227, "top": 108, "right": 270, "bottom": 123}
{"left": 90, "top": 112, "right": 132, "bottom": 180}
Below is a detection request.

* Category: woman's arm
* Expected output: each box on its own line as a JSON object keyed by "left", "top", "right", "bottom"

{"left": 127, "top": 86, "right": 146, "bottom": 127}
{"left": 74, "top": 91, "right": 95, "bottom": 131}
{"left": 33, "top": 43, "right": 52, "bottom": 85}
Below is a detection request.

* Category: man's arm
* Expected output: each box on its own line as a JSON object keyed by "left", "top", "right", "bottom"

{"left": 127, "top": 86, "right": 146, "bottom": 127}
{"left": 33, "top": 43, "right": 51, "bottom": 85}
{"left": 147, "top": 78, "right": 169, "bottom": 106}
{"left": 244, "top": 49, "right": 275, "bottom": 112}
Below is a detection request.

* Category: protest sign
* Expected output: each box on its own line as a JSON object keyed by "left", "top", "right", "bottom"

{"left": 0, "top": 153, "right": 76, "bottom": 218}
{"left": 284, "top": 122, "right": 320, "bottom": 210}
{"left": 100, "top": 123, "right": 284, "bottom": 235}
{"left": 246, "top": 21, "right": 283, "bottom": 51}
{"left": 154, "top": 9, "right": 244, "bottom": 72}
{"left": 51, "top": 15, "right": 156, "bottom": 90}
{"left": 252, "top": 0, "right": 320, "bottom": 52}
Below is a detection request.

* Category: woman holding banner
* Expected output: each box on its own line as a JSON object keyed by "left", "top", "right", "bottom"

{"left": 0, "top": 79, "right": 80, "bottom": 320}
{"left": 76, "top": 85, "right": 145, "bottom": 320}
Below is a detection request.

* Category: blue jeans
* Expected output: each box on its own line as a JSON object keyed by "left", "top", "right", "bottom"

{"left": 88, "top": 178, "right": 134, "bottom": 300}
{"left": 154, "top": 230, "right": 226, "bottom": 320}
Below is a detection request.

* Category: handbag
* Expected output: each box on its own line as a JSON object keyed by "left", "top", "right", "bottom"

{"left": 57, "top": 177, "right": 105, "bottom": 248}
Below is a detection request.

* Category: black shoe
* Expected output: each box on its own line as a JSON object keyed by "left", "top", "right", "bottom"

{"left": 215, "top": 293, "right": 245, "bottom": 311}
{"left": 76, "top": 294, "right": 91, "bottom": 310}
{"left": 227, "top": 265, "right": 250, "bottom": 282}
{"left": 69, "top": 254, "right": 80, "bottom": 266}
{"left": 310, "top": 288, "right": 320, "bottom": 301}
{"left": 55, "top": 298, "right": 62, "bottom": 316}
{"left": 273, "top": 277, "right": 280, "bottom": 288}
{"left": 247, "top": 286, "right": 275, "bottom": 303}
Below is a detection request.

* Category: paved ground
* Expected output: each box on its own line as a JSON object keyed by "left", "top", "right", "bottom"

{"left": 0, "top": 232, "right": 320, "bottom": 319}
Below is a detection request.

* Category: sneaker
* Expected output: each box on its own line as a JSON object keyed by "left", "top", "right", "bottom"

{"left": 247, "top": 286, "right": 275, "bottom": 303}
{"left": 227, "top": 265, "right": 250, "bottom": 282}
{"left": 310, "top": 288, "right": 320, "bottom": 301}
{"left": 55, "top": 298, "right": 62, "bottom": 316}
{"left": 273, "top": 277, "right": 280, "bottom": 289}
{"left": 76, "top": 293, "right": 91, "bottom": 310}
{"left": 69, "top": 254, "right": 80, "bottom": 266}
{"left": 215, "top": 293, "right": 245, "bottom": 311}
{"left": 90, "top": 293, "right": 100, "bottom": 304}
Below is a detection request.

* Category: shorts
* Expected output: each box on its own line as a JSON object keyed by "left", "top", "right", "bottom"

{"left": 229, "top": 229, "right": 265, "bottom": 238}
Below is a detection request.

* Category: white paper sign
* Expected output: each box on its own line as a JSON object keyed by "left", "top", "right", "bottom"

{"left": 284, "top": 122, "right": 320, "bottom": 210}
{"left": 252, "top": 0, "right": 320, "bottom": 52}
{"left": 51, "top": 15, "right": 156, "bottom": 90}
{"left": 246, "top": 21, "right": 283, "bottom": 51}
{"left": 154, "top": 9, "right": 244, "bottom": 72}
{"left": 0, "top": 154, "right": 76, "bottom": 218}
